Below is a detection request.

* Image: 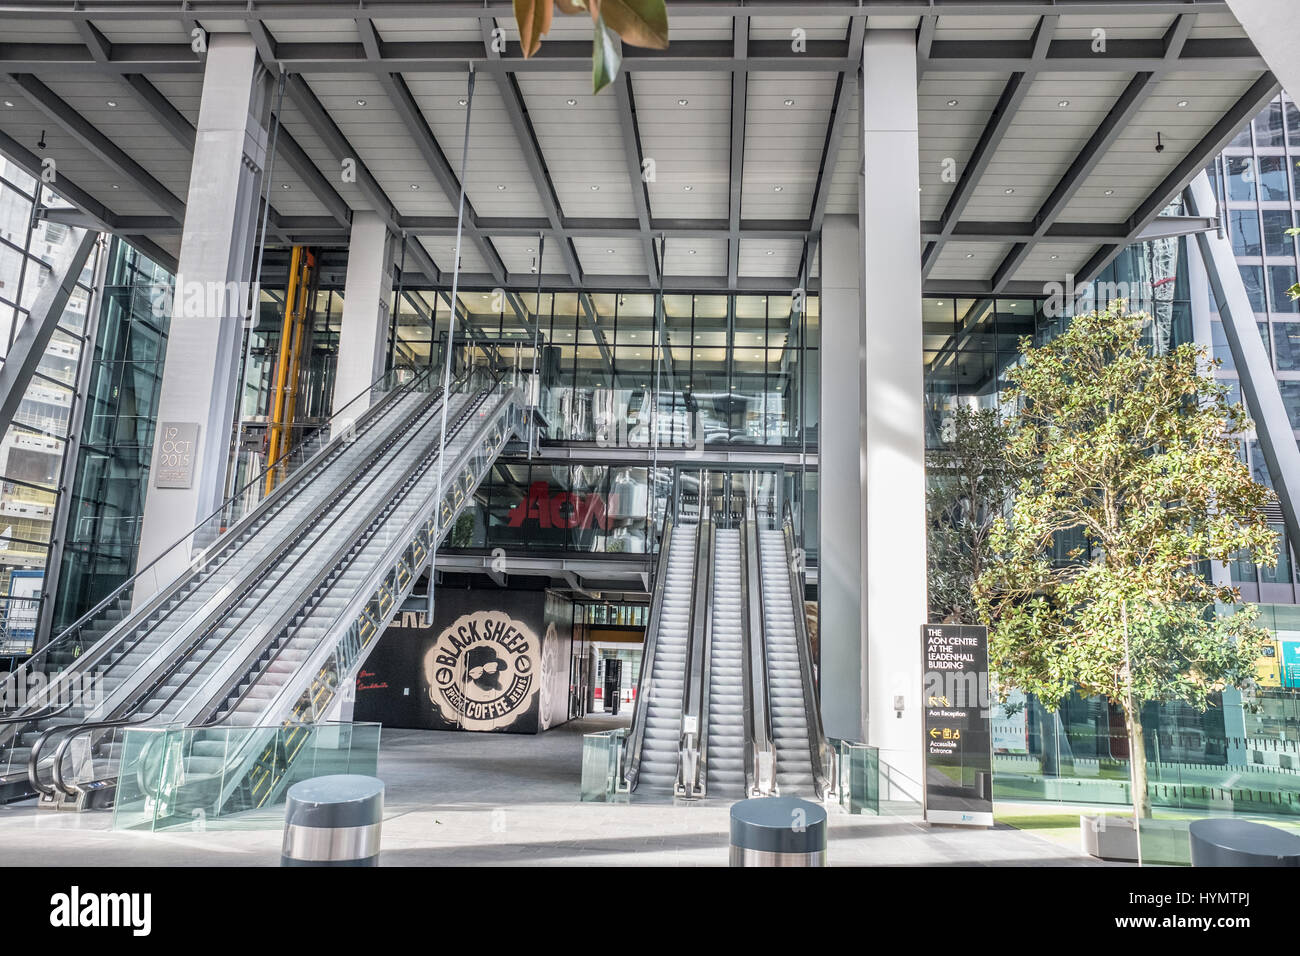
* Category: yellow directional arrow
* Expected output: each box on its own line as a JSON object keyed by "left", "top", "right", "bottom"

{"left": 929, "top": 728, "right": 940, "bottom": 739}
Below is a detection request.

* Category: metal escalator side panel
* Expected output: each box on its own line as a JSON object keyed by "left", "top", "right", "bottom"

{"left": 81, "top": 386, "right": 451, "bottom": 731}
{"left": 781, "top": 510, "right": 831, "bottom": 799}
{"left": 695, "top": 519, "right": 717, "bottom": 797}
{"left": 1, "top": 375, "right": 431, "bottom": 736}
{"left": 623, "top": 517, "right": 675, "bottom": 792}
{"left": 678, "top": 511, "right": 713, "bottom": 797}
{"left": 207, "top": 386, "right": 524, "bottom": 742}
{"left": 743, "top": 511, "right": 775, "bottom": 796}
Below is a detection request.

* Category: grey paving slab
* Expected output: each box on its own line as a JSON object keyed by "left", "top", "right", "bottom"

{"left": 0, "top": 718, "right": 1099, "bottom": 866}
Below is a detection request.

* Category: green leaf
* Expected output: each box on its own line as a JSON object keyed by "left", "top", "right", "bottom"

{"left": 599, "top": 0, "right": 670, "bottom": 50}
{"left": 592, "top": 14, "right": 622, "bottom": 94}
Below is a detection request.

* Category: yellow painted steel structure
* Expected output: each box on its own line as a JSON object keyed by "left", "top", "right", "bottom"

{"left": 264, "top": 247, "right": 315, "bottom": 496}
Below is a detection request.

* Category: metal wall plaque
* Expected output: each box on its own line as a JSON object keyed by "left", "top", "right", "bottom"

{"left": 153, "top": 422, "right": 200, "bottom": 489}
{"left": 922, "top": 623, "right": 994, "bottom": 827}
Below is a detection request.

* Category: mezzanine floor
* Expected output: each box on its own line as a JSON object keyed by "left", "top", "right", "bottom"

{"left": 0, "top": 717, "right": 1098, "bottom": 866}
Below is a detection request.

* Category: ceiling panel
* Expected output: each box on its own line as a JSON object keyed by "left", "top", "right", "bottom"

{"left": 634, "top": 72, "right": 730, "bottom": 220}
{"left": 741, "top": 72, "right": 836, "bottom": 221}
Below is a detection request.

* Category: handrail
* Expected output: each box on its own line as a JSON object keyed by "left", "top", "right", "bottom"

{"left": 197, "top": 381, "right": 497, "bottom": 726}
{"left": 783, "top": 501, "right": 831, "bottom": 798}
{"left": 623, "top": 513, "right": 675, "bottom": 792}
{"left": 214, "top": 378, "right": 522, "bottom": 735}
{"left": 743, "top": 493, "right": 774, "bottom": 794}
{"left": 679, "top": 490, "right": 712, "bottom": 796}
{"left": 736, "top": 512, "right": 758, "bottom": 797}
{"left": 31, "top": 382, "right": 457, "bottom": 797}
{"left": 0, "top": 367, "right": 426, "bottom": 733}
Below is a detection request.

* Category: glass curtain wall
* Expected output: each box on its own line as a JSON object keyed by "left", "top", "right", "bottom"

{"left": 51, "top": 238, "right": 172, "bottom": 634}
{"left": 0, "top": 159, "right": 100, "bottom": 656}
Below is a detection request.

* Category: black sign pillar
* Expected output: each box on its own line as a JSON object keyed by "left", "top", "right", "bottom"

{"left": 921, "top": 624, "right": 993, "bottom": 827}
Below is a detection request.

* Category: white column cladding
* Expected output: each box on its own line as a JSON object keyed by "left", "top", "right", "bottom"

{"left": 1226, "top": 1, "right": 1300, "bottom": 99}
{"left": 817, "top": 214, "right": 865, "bottom": 742}
{"left": 861, "top": 30, "right": 927, "bottom": 785}
{"left": 135, "top": 33, "right": 269, "bottom": 584}
{"left": 333, "top": 212, "right": 395, "bottom": 419}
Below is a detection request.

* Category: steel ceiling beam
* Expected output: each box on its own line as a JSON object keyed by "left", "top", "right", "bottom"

{"left": 991, "top": 13, "right": 1194, "bottom": 292}
{"left": 271, "top": 117, "right": 352, "bottom": 229}
{"left": 1075, "top": 71, "right": 1280, "bottom": 288}
{"left": 579, "top": 291, "right": 615, "bottom": 376}
{"left": 476, "top": 16, "right": 581, "bottom": 287}
{"left": 726, "top": 16, "right": 748, "bottom": 290}
{"left": 7, "top": 72, "right": 186, "bottom": 221}
{"left": 356, "top": 17, "right": 506, "bottom": 285}
{"left": 0, "top": 33, "right": 1262, "bottom": 75}
{"left": 612, "top": 72, "right": 659, "bottom": 287}
{"left": 922, "top": 14, "right": 1057, "bottom": 278}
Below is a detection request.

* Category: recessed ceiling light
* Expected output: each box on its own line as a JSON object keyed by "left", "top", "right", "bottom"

{"left": 1049, "top": 254, "right": 1060, "bottom": 260}
{"left": 2, "top": 101, "right": 13, "bottom": 108}
{"left": 683, "top": 185, "right": 693, "bottom": 191}
{"left": 1004, "top": 188, "right": 1015, "bottom": 194}
{"left": 773, "top": 185, "right": 783, "bottom": 192}
{"left": 356, "top": 99, "right": 367, "bottom": 106}
{"left": 410, "top": 184, "right": 421, "bottom": 190}
{"left": 111, "top": 184, "right": 120, "bottom": 189}
{"left": 281, "top": 183, "right": 291, "bottom": 189}
{"left": 590, "top": 184, "right": 600, "bottom": 191}
{"left": 678, "top": 98, "right": 689, "bottom": 106}
{"left": 566, "top": 98, "right": 577, "bottom": 106}
{"left": 497, "top": 184, "right": 506, "bottom": 190}
{"left": 765, "top": 250, "right": 775, "bottom": 256}
{"left": 688, "top": 249, "right": 697, "bottom": 255}
{"left": 526, "top": 247, "right": 534, "bottom": 253}
{"left": 1058, "top": 100, "right": 1070, "bottom": 108}
{"left": 606, "top": 248, "right": 615, "bottom": 254}
{"left": 965, "top": 253, "right": 975, "bottom": 259}
{"left": 1104, "top": 189, "right": 1115, "bottom": 196}
{"left": 947, "top": 99, "right": 959, "bottom": 107}
{"left": 458, "top": 98, "right": 468, "bottom": 106}
{"left": 106, "top": 100, "right": 117, "bottom": 107}
{"left": 1177, "top": 100, "right": 1190, "bottom": 108}
{"left": 784, "top": 98, "right": 795, "bottom": 106}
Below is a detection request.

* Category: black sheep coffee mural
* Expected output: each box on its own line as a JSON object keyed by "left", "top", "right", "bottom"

{"left": 355, "top": 588, "right": 574, "bottom": 734}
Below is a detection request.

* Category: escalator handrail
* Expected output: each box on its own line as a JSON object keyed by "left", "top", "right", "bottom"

{"left": 680, "top": 501, "right": 712, "bottom": 796}
{"left": 735, "top": 513, "right": 757, "bottom": 796}
{"left": 743, "top": 501, "right": 773, "bottom": 787}
{"left": 31, "top": 384, "right": 458, "bottom": 797}
{"left": 0, "top": 367, "right": 429, "bottom": 728}
{"left": 623, "top": 514, "right": 677, "bottom": 792}
{"left": 197, "top": 381, "right": 503, "bottom": 726}
{"left": 214, "top": 379, "right": 524, "bottom": 731}
{"left": 782, "top": 502, "right": 831, "bottom": 798}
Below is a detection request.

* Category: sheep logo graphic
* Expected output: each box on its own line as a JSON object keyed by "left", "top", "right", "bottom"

{"left": 423, "top": 611, "right": 537, "bottom": 730}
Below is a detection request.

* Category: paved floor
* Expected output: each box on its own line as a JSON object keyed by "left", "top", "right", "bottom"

{"left": 0, "top": 717, "right": 1098, "bottom": 866}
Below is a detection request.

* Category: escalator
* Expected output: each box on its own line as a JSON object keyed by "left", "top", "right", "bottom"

{"left": 624, "top": 480, "right": 827, "bottom": 800}
{"left": 0, "top": 367, "right": 525, "bottom": 808}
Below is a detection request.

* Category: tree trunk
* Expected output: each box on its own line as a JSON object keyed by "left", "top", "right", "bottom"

{"left": 1125, "top": 699, "right": 1152, "bottom": 819}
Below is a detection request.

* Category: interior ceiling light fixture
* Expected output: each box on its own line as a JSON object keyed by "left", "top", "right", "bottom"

{"left": 2, "top": 100, "right": 13, "bottom": 107}
{"left": 688, "top": 249, "right": 697, "bottom": 255}
{"left": 281, "top": 183, "right": 291, "bottom": 189}
{"left": 1004, "top": 188, "right": 1015, "bottom": 194}
{"left": 410, "top": 184, "right": 420, "bottom": 190}
{"left": 566, "top": 98, "right": 577, "bottom": 106}
{"left": 106, "top": 100, "right": 117, "bottom": 107}
{"left": 947, "top": 99, "right": 959, "bottom": 107}
{"left": 678, "top": 98, "right": 688, "bottom": 106}
{"left": 590, "top": 184, "right": 600, "bottom": 191}
{"left": 784, "top": 98, "right": 795, "bottom": 106}
{"left": 773, "top": 185, "right": 783, "bottom": 192}
{"left": 458, "top": 98, "right": 468, "bottom": 106}
{"left": 1178, "top": 100, "right": 1190, "bottom": 108}
{"left": 1104, "top": 189, "right": 1115, "bottom": 196}
{"left": 683, "top": 184, "right": 693, "bottom": 191}
{"left": 356, "top": 99, "right": 367, "bottom": 106}
{"left": 1058, "top": 100, "right": 1070, "bottom": 108}
{"left": 497, "top": 184, "right": 506, "bottom": 190}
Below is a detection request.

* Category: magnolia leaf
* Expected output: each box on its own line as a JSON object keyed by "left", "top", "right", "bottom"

{"left": 555, "top": 0, "right": 591, "bottom": 13}
{"left": 513, "top": 0, "right": 554, "bottom": 58}
{"left": 592, "top": 14, "right": 622, "bottom": 94}
{"left": 600, "top": 0, "right": 669, "bottom": 50}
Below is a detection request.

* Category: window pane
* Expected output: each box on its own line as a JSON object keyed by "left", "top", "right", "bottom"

{"left": 1231, "top": 209, "right": 1262, "bottom": 256}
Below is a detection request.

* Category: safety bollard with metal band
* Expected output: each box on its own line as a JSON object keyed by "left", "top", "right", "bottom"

{"left": 1189, "top": 818, "right": 1300, "bottom": 867}
{"left": 281, "top": 774, "right": 384, "bottom": 867}
{"left": 729, "top": 796, "right": 827, "bottom": 867}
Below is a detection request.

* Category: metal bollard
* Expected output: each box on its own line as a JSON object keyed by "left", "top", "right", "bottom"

{"left": 1189, "top": 818, "right": 1300, "bottom": 867}
{"left": 729, "top": 796, "right": 827, "bottom": 867}
{"left": 281, "top": 775, "right": 384, "bottom": 867}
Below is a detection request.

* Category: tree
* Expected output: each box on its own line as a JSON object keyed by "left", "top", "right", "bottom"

{"left": 926, "top": 405, "right": 1021, "bottom": 624}
{"left": 974, "top": 305, "right": 1278, "bottom": 818}
{"left": 514, "top": 0, "right": 670, "bottom": 93}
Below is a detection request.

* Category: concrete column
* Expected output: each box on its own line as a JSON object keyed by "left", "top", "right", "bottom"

{"left": 817, "top": 214, "right": 864, "bottom": 743}
{"left": 135, "top": 33, "right": 269, "bottom": 583}
{"left": 333, "top": 212, "right": 395, "bottom": 418}
{"left": 861, "top": 30, "right": 927, "bottom": 786}
{"left": 1226, "top": 1, "right": 1300, "bottom": 99}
